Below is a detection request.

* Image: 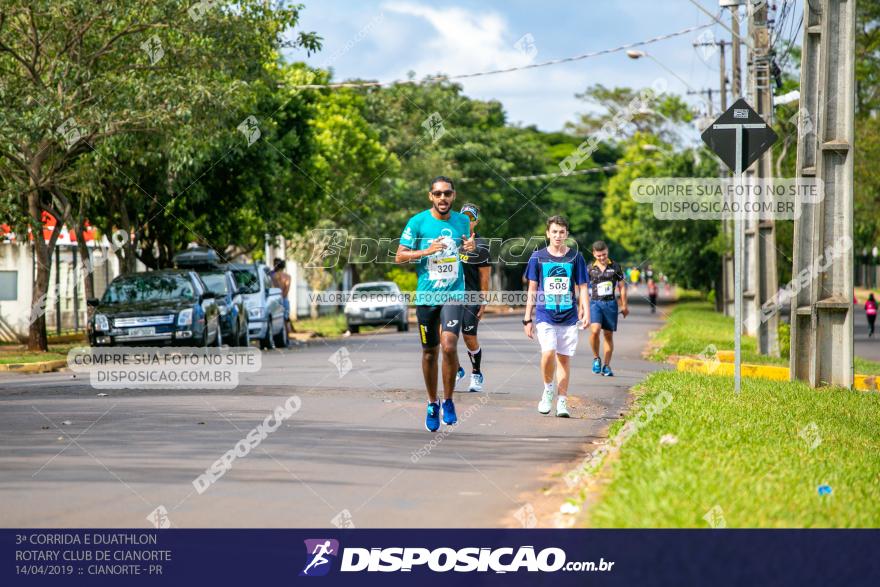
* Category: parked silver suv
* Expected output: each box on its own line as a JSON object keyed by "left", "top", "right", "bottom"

{"left": 224, "top": 263, "right": 288, "bottom": 349}
{"left": 344, "top": 281, "right": 408, "bottom": 334}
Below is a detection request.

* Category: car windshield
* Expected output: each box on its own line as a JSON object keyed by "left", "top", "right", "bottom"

{"left": 102, "top": 274, "right": 195, "bottom": 303}
{"left": 351, "top": 284, "right": 396, "bottom": 302}
{"left": 353, "top": 285, "right": 394, "bottom": 293}
{"left": 201, "top": 272, "right": 229, "bottom": 295}
{"left": 230, "top": 268, "right": 260, "bottom": 294}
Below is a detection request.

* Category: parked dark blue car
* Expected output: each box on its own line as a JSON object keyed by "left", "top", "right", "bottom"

{"left": 88, "top": 270, "right": 221, "bottom": 347}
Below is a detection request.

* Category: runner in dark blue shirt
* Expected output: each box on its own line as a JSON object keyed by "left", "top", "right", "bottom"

{"left": 587, "top": 240, "right": 628, "bottom": 377}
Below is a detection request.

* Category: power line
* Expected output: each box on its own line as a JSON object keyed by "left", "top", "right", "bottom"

{"left": 458, "top": 160, "right": 643, "bottom": 183}
{"left": 777, "top": 9, "right": 803, "bottom": 74}
{"left": 290, "top": 22, "right": 718, "bottom": 89}
{"left": 686, "top": 0, "right": 755, "bottom": 51}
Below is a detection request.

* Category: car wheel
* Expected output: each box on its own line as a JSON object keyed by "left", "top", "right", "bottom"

{"left": 274, "top": 320, "right": 289, "bottom": 348}
{"left": 397, "top": 320, "right": 407, "bottom": 332}
{"left": 263, "top": 323, "right": 275, "bottom": 350}
{"left": 348, "top": 324, "right": 359, "bottom": 334}
{"left": 239, "top": 320, "right": 249, "bottom": 347}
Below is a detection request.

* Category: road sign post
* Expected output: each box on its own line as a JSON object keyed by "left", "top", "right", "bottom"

{"left": 701, "top": 99, "right": 778, "bottom": 393}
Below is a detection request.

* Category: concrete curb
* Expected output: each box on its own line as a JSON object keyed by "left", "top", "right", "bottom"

{"left": 0, "top": 359, "right": 67, "bottom": 373}
{"left": 676, "top": 356, "right": 878, "bottom": 391}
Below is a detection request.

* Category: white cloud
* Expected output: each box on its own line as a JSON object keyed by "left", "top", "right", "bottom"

{"left": 379, "top": 2, "right": 584, "bottom": 129}
{"left": 382, "top": 2, "right": 532, "bottom": 77}
{"left": 294, "top": 1, "right": 712, "bottom": 132}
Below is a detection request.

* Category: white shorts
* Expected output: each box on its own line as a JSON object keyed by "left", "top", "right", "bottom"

{"left": 536, "top": 322, "right": 579, "bottom": 356}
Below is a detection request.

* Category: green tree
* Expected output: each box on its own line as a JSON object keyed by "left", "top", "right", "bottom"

{"left": 602, "top": 133, "right": 721, "bottom": 291}
{"left": 0, "top": 0, "right": 319, "bottom": 350}
{"left": 358, "top": 80, "right": 546, "bottom": 287}
{"left": 566, "top": 84, "right": 694, "bottom": 143}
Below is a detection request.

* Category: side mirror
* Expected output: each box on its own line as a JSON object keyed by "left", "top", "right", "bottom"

{"left": 87, "top": 298, "right": 100, "bottom": 307}
{"left": 201, "top": 292, "right": 216, "bottom": 302}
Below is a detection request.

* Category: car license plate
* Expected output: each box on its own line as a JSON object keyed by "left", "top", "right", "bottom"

{"left": 129, "top": 327, "right": 156, "bottom": 337}
{"left": 364, "top": 311, "right": 381, "bottom": 319}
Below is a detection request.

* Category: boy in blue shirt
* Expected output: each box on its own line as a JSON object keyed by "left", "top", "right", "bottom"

{"left": 523, "top": 216, "right": 589, "bottom": 417}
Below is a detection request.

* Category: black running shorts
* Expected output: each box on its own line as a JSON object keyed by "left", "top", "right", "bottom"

{"left": 416, "top": 305, "right": 464, "bottom": 348}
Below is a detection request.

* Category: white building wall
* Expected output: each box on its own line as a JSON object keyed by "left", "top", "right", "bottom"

{"left": 0, "top": 241, "right": 133, "bottom": 342}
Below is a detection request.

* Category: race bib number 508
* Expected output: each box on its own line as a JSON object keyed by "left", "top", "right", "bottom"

{"left": 544, "top": 276, "right": 570, "bottom": 294}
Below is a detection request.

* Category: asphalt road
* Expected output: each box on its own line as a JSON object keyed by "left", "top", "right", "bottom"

{"left": 0, "top": 302, "right": 668, "bottom": 529}
{"left": 855, "top": 314, "right": 880, "bottom": 363}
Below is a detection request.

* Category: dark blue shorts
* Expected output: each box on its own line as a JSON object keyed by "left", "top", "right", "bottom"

{"left": 590, "top": 299, "right": 619, "bottom": 332}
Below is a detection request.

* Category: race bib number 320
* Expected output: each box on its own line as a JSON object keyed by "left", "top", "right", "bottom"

{"left": 428, "top": 255, "right": 459, "bottom": 281}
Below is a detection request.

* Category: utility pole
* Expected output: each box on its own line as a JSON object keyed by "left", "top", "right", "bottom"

{"left": 687, "top": 88, "right": 715, "bottom": 116}
{"left": 745, "top": 0, "right": 780, "bottom": 356}
{"left": 731, "top": 3, "right": 742, "bottom": 99}
{"left": 717, "top": 39, "right": 730, "bottom": 314}
{"left": 694, "top": 37, "right": 731, "bottom": 313}
{"left": 790, "top": 0, "right": 856, "bottom": 387}
{"left": 718, "top": 0, "right": 744, "bottom": 317}
{"left": 718, "top": 40, "right": 728, "bottom": 112}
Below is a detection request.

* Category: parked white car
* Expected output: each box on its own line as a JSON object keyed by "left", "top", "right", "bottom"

{"left": 344, "top": 281, "right": 408, "bottom": 333}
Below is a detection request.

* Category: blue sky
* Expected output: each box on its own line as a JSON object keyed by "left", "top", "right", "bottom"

{"left": 286, "top": 1, "right": 802, "bottom": 132}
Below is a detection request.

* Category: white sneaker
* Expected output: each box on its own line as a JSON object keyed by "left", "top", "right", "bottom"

{"left": 556, "top": 397, "right": 570, "bottom": 418}
{"left": 469, "top": 372, "right": 484, "bottom": 392}
{"left": 538, "top": 388, "right": 554, "bottom": 414}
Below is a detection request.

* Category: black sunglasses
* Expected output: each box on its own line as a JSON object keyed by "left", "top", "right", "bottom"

{"left": 430, "top": 190, "right": 455, "bottom": 197}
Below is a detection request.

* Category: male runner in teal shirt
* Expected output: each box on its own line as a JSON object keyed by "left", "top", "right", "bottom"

{"left": 396, "top": 176, "right": 475, "bottom": 431}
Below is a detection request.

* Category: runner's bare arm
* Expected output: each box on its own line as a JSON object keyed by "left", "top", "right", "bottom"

{"left": 578, "top": 283, "right": 590, "bottom": 329}
{"left": 395, "top": 241, "right": 443, "bottom": 263}
{"left": 523, "top": 279, "right": 538, "bottom": 338}
{"left": 619, "top": 278, "right": 629, "bottom": 317}
{"left": 478, "top": 266, "right": 490, "bottom": 319}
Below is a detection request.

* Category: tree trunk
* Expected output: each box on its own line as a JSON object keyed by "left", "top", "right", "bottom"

{"left": 28, "top": 249, "right": 51, "bottom": 351}
{"left": 74, "top": 220, "right": 95, "bottom": 320}
{"left": 119, "top": 200, "right": 138, "bottom": 274}
{"left": 27, "top": 189, "right": 50, "bottom": 351}
{"left": 714, "top": 268, "right": 724, "bottom": 313}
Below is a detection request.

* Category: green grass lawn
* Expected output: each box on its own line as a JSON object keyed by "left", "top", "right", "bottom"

{"left": 292, "top": 314, "right": 349, "bottom": 337}
{"left": 585, "top": 301, "right": 880, "bottom": 527}
{"left": 292, "top": 313, "right": 387, "bottom": 337}
{"left": 588, "top": 370, "right": 880, "bottom": 527}
{"left": 0, "top": 344, "right": 77, "bottom": 365}
{"left": 652, "top": 301, "right": 880, "bottom": 374}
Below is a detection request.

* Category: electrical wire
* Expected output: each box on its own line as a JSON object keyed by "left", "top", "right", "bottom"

{"left": 289, "top": 22, "right": 718, "bottom": 89}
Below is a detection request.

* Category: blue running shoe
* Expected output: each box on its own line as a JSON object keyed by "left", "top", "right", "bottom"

{"left": 426, "top": 402, "right": 440, "bottom": 432}
{"left": 602, "top": 364, "right": 614, "bottom": 377}
{"left": 456, "top": 366, "right": 466, "bottom": 386}
{"left": 442, "top": 399, "right": 457, "bottom": 425}
{"left": 592, "top": 357, "right": 602, "bottom": 374}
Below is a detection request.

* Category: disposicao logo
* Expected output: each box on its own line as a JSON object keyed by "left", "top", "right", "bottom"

{"left": 301, "top": 539, "right": 340, "bottom": 577}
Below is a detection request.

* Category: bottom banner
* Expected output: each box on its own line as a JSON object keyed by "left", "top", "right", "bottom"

{"left": 4, "top": 529, "right": 879, "bottom": 586}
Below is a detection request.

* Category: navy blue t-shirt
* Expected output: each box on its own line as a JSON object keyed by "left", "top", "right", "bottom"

{"left": 524, "top": 247, "right": 589, "bottom": 325}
